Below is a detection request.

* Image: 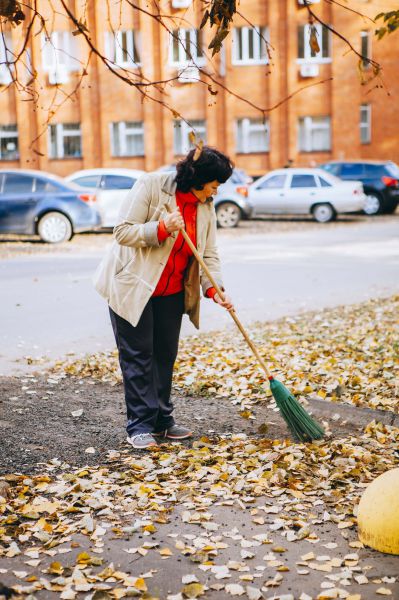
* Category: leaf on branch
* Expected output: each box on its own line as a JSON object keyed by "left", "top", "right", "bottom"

{"left": 374, "top": 9, "right": 399, "bottom": 36}
{"left": 188, "top": 131, "right": 197, "bottom": 146}
{"left": 193, "top": 139, "right": 204, "bottom": 162}
{"left": 375, "top": 27, "right": 387, "bottom": 40}
{"left": 72, "top": 20, "right": 89, "bottom": 36}
{"left": 208, "top": 28, "right": 230, "bottom": 55}
{"left": 309, "top": 25, "right": 320, "bottom": 54}
{"left": 200, "top": 10, "right": 209, "bottom": 30}
{"left": 200, "top": 0, "right": 237, "bottom": 55}
{"left": 0, "top": 0, "right": 25, "bottom": 24}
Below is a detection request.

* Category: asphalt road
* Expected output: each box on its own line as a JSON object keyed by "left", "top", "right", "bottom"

{"left": 1, "top": 218, "right": 398, "bottom": 375}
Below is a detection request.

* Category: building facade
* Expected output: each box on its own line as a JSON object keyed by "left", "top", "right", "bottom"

{"left": 0, "top": 0, "right": 398, "bottom": 177}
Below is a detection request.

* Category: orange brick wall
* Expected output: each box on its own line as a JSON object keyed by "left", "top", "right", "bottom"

{"left": 0, "top": 0, "right": 398, "bottom": 177}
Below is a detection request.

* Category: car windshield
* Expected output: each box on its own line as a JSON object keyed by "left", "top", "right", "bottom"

{"left": 386, "top": 163, "right": 399, "bottom": 178}
{"left": 64, "top": 178, "right": 90, "bottom": 191}
{"left": 229, "top": 169, "right": 250, "bottom": 184}
{"left": 318, "top": 171, "right": 341, "bottom": 184}
{"left": 340, "top": 164, "right": 364, "bottom": 178}
{"left": 257, "top": 174, "right": 287, "bottom": 189}
{"left": 72, "top": 175, "right": 101, "bottom": 188}
{"left": 320, "top": 163, "right": 341, "bottom": 176}
{"left": 44, "top": 172, "right": 84, "bottom": 191}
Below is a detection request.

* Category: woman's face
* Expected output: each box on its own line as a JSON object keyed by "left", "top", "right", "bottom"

{"left": 192, "top": 180, "right": 220, "bottom": 203}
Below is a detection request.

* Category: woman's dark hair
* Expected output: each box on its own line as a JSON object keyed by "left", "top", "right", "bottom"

{"left": 175, "top": 145, "right": 234, "bottom": 193}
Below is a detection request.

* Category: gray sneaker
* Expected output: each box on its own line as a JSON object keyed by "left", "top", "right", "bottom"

{"left": 154, "top": 425, "right": 193, "bottom": 440}
{"left": 126, "top": 433, "right": 158, "bottom": 449}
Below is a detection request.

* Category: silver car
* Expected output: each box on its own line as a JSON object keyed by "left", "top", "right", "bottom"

{"left": 246, "top": 168, "right": 366, "bottom": 223}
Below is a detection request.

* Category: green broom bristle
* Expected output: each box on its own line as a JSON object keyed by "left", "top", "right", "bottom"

{"left": 269, "top": 377, "right": 325, "bottom": 442}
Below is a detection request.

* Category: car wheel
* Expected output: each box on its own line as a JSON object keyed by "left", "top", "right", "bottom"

{"left": 37, "top": 212, "right": 73, "bottom": 243}
{"left": 364, "top": 194, "right": 383, "bottom": 215}
{"left": 312, "top": 203, "right": 336, "bottom": 223}
{"left": 215, "top": 202, "right": 241, "bottom": 228}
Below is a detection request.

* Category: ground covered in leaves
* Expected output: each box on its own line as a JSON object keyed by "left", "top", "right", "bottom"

{"left": 1, "top": 295, "right": 398, "bottom": 599}
{"left": 57, "top": 295, "right": 399, "bottom": 415}
{"left": 0, "top": 425, "right": 398, "bottom": 599}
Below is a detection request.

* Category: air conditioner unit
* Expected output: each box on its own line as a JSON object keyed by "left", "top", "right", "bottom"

{"left": 178, "top": 65, "right": 200, "bottom": 83}
{"left": 300, "top": 63, "right": 319, "bottom": 77}
{"left": 0, "top": 66, "right": 13, "bottom": 86}
{"left": 48, "top": 66, "right": 69, "bottom": 85}
{"left": 172, "top": 0, "right": 191, "bottom": 7}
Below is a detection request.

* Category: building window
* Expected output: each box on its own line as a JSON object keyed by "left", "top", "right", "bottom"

{"left": 111, "top": 121, "right": 145, "bottom": 156}
{"left": 0, "top": 32, "right": 13, "bottom": 84}
{"left": 173, "top": 119, "right": 206, "bottom": 155}
{"left": 49, "top": 123, "right": 82, "bottom": 159}
{"left": 298, "top": 116, "right": 331, "bottom": 152}
{"left": 41, "top": 31, "right": 80, "bottom": 71}
{"left": 297, "top": 24, "right": 331, "bottom": 62}
{"left": 232, "top": 27, "right": 269, "bottom": 64}
{"left": 360, "top": 31, "right": 371, "bottom": 69}
{"left": 169, "top": 29, "right": 204, "bottom": 66}
{"left": 0, "top": 125, "right": 19, "bottom": 160}
{"left": 236, "top": 118, "right": 269, "bottom": 153}
{"left": 360, "top": 104, "right": 371, "bottom": 144}
{"left": 105, "top": 30, "right": 141, "bottom": 67}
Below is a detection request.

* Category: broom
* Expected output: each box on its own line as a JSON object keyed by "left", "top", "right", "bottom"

{"left": 165, "top": 204, "right": 325, "bottom": 442}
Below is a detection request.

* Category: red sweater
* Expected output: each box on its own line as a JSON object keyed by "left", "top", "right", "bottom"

{"left": 153, "top": 190, "right": 217, "bottom": 300}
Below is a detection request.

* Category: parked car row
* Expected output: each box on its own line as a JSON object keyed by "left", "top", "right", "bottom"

{"left": 213, "top": 160, "right": 398, "bottom": 227}
{"left": 0, "top": 159, "right": 397, "bottom": 242}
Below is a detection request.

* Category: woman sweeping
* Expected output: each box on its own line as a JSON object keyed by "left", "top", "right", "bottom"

{"left": 94, "top": 146, "right": 234, "bottom": 449}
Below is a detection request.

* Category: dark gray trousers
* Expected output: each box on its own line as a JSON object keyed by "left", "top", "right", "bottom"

{"left": 109, "top": 292, "right": 184, "bottom": 436}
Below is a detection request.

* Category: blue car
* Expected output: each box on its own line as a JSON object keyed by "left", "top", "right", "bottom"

{"left": 0, "top": 169, "right": 101, "bottom": 243}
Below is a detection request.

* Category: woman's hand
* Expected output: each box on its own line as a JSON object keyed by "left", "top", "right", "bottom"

{"left": 164, "top": 209, "right": 185, "bottom": 233}
{"left": 214, "top": 292, "right": 234, "bottom": 311}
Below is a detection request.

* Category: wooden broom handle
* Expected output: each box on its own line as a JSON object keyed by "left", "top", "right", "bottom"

{"left": 164, "top": 203, "right": 272, "bottom": 379}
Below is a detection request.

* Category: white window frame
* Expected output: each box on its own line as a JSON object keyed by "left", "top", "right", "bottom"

{"left": 41, "top": 31, "right": 80, "bottom": 72}
{"left": 0, "top": 125, "right": 19, "bottom": 160}
{"left": 169, "top": 28, "right": 205, "bottom": 67}
{"left": 360, "top": 31, "right": 371, "bottom": 69}
{"left": 360, "top": 104, "right": 371, "bottom": 144}
{"left": 232, "top": 26, "right": 269, "bottom": 65}
{"left": 173, "top": 119, "right": 206, "bottom": 155}
{"left": 48, "top": 123, "right": 82, "bottom": 159}
{"left": 105, "top": 30, "right": 141, "bottom": 68}
{"left": 0, "top": 32, "right": 13, "bottom": 71}
{"left": 297, "top": 24, "right": 332, "bottom": 64}
{"left": 298, "top": 116, "right": 331, "bottom": 152}
{"left": 236, "top": 118, "right": 270, "bottom": 153}
{"left": 110, "top": 121, "right": 145, "bottom": 156}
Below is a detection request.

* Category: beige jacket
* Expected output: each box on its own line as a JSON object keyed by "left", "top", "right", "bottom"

{"left": 93, "top": 171, "right": 223, "bottom": 329}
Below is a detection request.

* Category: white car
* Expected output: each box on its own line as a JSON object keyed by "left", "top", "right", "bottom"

{"left": 65, "top": 168, "right": 145, "bottom": 227}
{"left": 245, "top": 168, "right": 366, "bottom": 223}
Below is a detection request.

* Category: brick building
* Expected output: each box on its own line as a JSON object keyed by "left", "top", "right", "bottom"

{"left": 0, "top": 0, "right": 398, "bottom": 177}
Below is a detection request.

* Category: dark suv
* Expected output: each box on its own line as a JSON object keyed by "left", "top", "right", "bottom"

{"left": 319, "top": 161, "right": 399, "bottom": 215}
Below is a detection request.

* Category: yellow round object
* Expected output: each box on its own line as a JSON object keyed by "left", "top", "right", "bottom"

{"left": 358, "top": 468, "right": 399, "bottom": 555}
